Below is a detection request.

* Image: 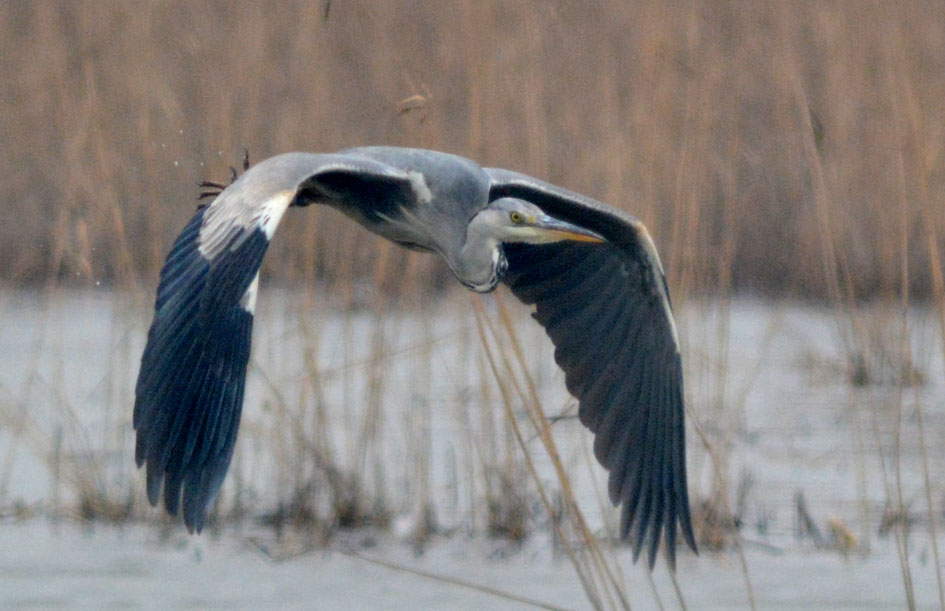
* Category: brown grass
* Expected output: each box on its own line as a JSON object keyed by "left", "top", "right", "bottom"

{"left": 1, "top": 1, "right": 943, "bottom": 301}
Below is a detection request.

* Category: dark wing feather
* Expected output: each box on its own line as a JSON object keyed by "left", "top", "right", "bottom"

{"left": 133, "top": 208, "right": 264, "bottom": 532}
{"left": 133, "top": 153, "right": 416, "bottom": 532}
{"left": 490, "top": 169, "right": 696, "bottom": 569}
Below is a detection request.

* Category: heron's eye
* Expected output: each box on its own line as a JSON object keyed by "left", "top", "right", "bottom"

{"left": 509, "top": 211, "right": 525, "bottom": 224}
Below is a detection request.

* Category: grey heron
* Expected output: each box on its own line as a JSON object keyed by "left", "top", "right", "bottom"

{"left": 133, "top": 146, "right": 696, "bottom": 568}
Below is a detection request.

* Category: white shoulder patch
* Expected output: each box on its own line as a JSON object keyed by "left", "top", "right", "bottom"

{"left": 198, "top": 189, "right": 296, "bottom": 260}
{"left": 257, "top": 189, "right": 296, "bottom": 239}
{"left": 239, "top": 273, "right": 259, "bottom": 313}
{"left": 407, "top": 171, "right": 433, "bottom": 204}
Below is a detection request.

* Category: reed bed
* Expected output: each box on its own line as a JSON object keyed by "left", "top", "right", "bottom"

{"left": 1, "top": 1, "right": 944, "bottom": 609}
{"left": 1, "top": 1, "right": 943, "bottom": 299}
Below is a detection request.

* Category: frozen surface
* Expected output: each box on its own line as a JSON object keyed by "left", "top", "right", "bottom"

{"left": 1, "top": 289, "right": 944, "bottom": 609}
{"left": 1, "top": 522, "right": 943, "bottom": 609}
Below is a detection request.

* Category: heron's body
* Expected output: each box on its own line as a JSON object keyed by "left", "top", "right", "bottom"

{"left": 133, "top": 146, "right": 696, "bottom": 568}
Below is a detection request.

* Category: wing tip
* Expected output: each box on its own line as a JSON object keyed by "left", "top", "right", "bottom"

{"left": 134, "top": 282, "right": 255, "bottom": 535}
{"left": 620, "top": 503, "right": 697, "bottom": 571}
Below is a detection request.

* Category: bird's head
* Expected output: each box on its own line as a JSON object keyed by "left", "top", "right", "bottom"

{"left": 455, "top": 198, "right": 605, "bottom": 292}
{"left": 481, "top": 198, "right": 605, "bottom": 245}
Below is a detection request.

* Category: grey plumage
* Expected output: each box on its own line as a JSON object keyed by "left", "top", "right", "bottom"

{"left": 133, "top": 146, "right": 696, "bottom": 568}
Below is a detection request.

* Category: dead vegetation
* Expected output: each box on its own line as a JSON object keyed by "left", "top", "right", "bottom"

{"left": 2, "top": 1, "right": 944, "bottom": 303}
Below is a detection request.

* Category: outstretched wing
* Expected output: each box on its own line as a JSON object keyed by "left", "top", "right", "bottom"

{"left": 487, "top": 168, "right": 696, "bottom": 568}
{"left": 133, "top": 152, "right": 416, "bottom": 532}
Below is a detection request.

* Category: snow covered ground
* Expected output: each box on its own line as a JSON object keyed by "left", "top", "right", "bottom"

{"left": 1, "top": 289, "right": 943, "bottom": 609}
{"left": 2, "top": 521, "right": 943, "bottom": 609}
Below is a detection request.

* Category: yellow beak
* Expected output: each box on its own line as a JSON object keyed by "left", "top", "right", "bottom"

{"left": 534, "top": 215, "right": 605, "bottom": 243}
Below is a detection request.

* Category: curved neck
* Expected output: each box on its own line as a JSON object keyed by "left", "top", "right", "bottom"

{"left": 453, "top": 213, "right": 502, "bottom": 292}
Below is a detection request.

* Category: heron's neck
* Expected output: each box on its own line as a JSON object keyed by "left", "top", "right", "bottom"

{"left": 454, "top": 215, "right": 503, "bottom": 293}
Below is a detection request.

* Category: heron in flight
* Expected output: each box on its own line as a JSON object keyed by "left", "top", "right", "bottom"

{"left": 133, "top": 146, "right": 696, "bottom": 568}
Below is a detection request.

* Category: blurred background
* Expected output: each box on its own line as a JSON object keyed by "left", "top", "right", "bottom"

{"left": 2, "top": 2, "right": 945, "bottom": 609}
{"left": 4, "top": 0, "right": 943, "bottom": 298}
